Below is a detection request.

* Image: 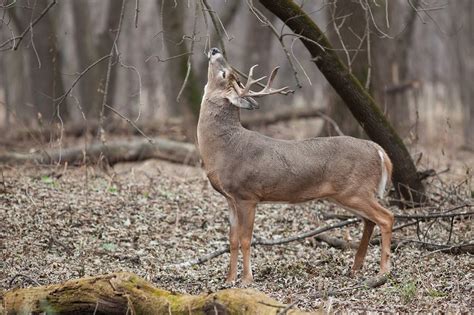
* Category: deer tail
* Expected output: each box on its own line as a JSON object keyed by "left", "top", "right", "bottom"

{"left": 377, "top": 149, "right": 393, "bottom": 198}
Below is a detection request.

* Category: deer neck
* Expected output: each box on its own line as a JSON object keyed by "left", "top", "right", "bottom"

{"left": 197, "top": 89, "right": 244, "bottom": 156}
{"left": 199, "top": 88, "right": 242, "bottom": 130}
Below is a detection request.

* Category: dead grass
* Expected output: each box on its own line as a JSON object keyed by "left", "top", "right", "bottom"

{"left": 0, "top": 157, "right": 472, "bottom": 313}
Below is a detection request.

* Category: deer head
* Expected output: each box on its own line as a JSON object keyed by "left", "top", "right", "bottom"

{"left": 206, "top": 47, "right": 290, "bottom": 110}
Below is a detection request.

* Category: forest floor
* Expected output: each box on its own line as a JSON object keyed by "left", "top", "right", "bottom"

{"left": 0, "top": 161, "right": 472, "bottom": 312}
{"left": 0, "top": 120, "right": 473, "bottom": 313}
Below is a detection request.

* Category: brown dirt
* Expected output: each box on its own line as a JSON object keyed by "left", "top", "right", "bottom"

{"left": 1, "top": 155, "right": 472, "bottom": 313}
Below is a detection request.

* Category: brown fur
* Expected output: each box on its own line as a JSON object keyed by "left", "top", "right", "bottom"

{"left": 198, "top": 51, "right": 394, "bottom": 284}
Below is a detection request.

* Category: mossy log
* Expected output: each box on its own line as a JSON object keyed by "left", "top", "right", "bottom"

{"left": 0, "top": 272, "right": 315, "bottom": 314}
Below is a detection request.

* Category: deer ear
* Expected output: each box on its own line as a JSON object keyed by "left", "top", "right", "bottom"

{"left": 226, "top": 94, "right": 259, "bottom": 110}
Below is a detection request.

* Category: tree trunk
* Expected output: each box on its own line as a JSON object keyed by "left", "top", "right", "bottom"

{"left": 0, "top": 272, "right": 313, "bottom": 314}
{"left": 259, "top": 0, "right": 425, "bottom": 203}
{"left": 71, "top": 0, "right": 105, "bottom": 120}
{"left": 451, "top": 0, "right": 474, "bottom": 151}
{"left": 371, "top": 0, "right": 419, "bottom": 139}
{"left": 17, "top": 1, "right": 68, "bottom": 122}
{"left": 157, "top": 0, "right": 200, "bottom": 118}
{"left": 157, "top": 0, "right": 201, "bottom": 141}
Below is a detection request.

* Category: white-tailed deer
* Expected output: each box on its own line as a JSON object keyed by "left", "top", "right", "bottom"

{"left": 198, "top": 48, "right": 394, "bottom": 284}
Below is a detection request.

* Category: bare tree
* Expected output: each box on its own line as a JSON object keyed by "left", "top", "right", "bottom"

{"left": 10, "top": 1, "right": 68, "bottom": 122}
{"left": 72, "top": 0, "right": 123, "bottom": 120}
{"left": 156, "top": 0, "right": 200, "bottom": 120}
{"left": 451, "top": 0, "right": 474, "bottom": 151}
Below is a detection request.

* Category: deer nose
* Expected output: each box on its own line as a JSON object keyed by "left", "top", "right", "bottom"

{"left": 210, "top": 48, "right": 220, "bottom": 56}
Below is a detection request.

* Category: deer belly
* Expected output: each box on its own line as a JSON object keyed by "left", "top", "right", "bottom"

{"left": 260, "top": 179, "right": 336, "bottom": 203}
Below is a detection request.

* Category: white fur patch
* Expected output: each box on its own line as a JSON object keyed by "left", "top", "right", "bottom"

{"left": 378, "top": 150, "right": 388, "bottom": 198}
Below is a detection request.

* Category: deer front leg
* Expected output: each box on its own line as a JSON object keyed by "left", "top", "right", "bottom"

{"left": 225, "top": 199, "right": 239, "bottom": 283}
{"left": 235, "top": 199, "right": 257, "bottom": 284}
{"left": 351, "top": 219, "right": 375, "bottom": 274}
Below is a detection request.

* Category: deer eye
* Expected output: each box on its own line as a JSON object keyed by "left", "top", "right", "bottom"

{"left": 220, "top": 70, "right": 226, "bottom": 79}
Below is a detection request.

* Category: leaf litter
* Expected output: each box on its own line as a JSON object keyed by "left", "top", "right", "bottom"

{"left": 0, "top": 160, "right": 472, "bottom": 313}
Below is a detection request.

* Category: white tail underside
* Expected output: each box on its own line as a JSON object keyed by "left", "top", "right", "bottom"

{"left": 378, "top": 150, "right": 388, "bottom": 198}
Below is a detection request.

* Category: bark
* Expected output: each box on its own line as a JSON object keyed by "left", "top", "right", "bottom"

{"left": 13, "top": 1, "right": 68, "bottom": 122}
{"left": 69, "top": 0, "right": 123, "bottom": 121}
{"left": 71, "top": 1, "right": 104, "bottom": 120}
{"left": 371, "top": 0, "right": 419, "bottom": 139}
{"left": 259, "top": 0, "right": 425, "bottom": 203}
{"left": 0, "top": 272, "right": 314, "bottom": 314}
{"left": 0, "top": 137, "right": 199, "bottom": 166}
{"left": 158, "top": 0, "right": 200, "bottom": 119}
{"left": 157, "top": 0, "right": 201, "bottom": 141}
{"left": 2, "top": 50, "right": 31, "bottom": 124}
{"left": 3, "top": 5, "right": 33, "bottom": 123}
{"left": 451, "top": 0, "right": 474, "bottom": 150}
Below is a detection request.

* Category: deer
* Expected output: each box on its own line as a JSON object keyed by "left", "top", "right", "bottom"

{"left": 197, "top": 47, "right": 394, "bottom": 284}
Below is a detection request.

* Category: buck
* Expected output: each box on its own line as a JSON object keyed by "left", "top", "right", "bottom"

{"left": 197, "top": 48, "right": 394, "bottom": 284}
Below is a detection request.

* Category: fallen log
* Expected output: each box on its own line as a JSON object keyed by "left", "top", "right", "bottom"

{"left": 241, "top": 107, "right": 326, "bottom": 127}
{"left": 0, "top": 272, "right": 315, "bottom": 314}
{"left": 0, "top": 137, "right": 200, "bottom": 166}
{"left": 4, "top": 107, "right": 325, "bottom": 143}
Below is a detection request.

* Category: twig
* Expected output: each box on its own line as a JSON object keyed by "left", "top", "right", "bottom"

{"left": 54, "top": 55, "right": 112, "bottom": 112}
{"left": 277, "top": 301, "right": 299, "bottom": 315}
{"left": 145, "top": 52, "right": 192, "bottom": 63}
{"left": 134, "top": 0, "right": 139, "bottom": 28}
{"left": 170, "top": 218, "right": 359, "bottom": 268}
{"left": 176, "top": 0, "right": 198, "bottom": 102}
{"left": 313, "top": 274, "right": 388, "bottom": 298}
{"left": 400, "top": 240, "right": 474, "bottom": 255}
{"left": 394, "top": 209, "right": 473, "bottom": 220}
{"left": 246, "top": 0, "right": 303, "bottom": 88}
{"left": 0, "top": 0, "right": 56, "bottom": 50}
{"left": 9, "top": 274, "right": 40, "bottom": 287}
{"left": 255, "top": 218, "right": 359, "bottom": 246}
{"left": 201, "top": 0, "right": 227, "bottom": 57}
{"left": 98, "top": 0, "right": 126, "bottom": 138}
{"left": 104, "top": 104, "right": 153, "bottom": 143}
{"left": 117, "top": 56, "right": 143, "bottom": 122}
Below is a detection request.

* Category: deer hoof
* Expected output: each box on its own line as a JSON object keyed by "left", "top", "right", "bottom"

{"left": 241, "top": 275, "right": 254, "bottom": 285}
{"left": 225, "top": 277, "right": 236, "bottom": 284}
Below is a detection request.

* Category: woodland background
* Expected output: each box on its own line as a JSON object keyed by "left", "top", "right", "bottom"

{"left": 0, "top": 0, "right": 473, "bottom": 313}
{"left": 0, "top": 0, "right": 472, "bottom": 149}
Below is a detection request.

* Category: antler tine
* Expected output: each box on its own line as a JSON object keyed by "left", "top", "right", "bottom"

{"left": 264, "top": 66, "right": 280, "bottom": 90}
{"left": 241, "top": 64, "right": 266, "bottom": 96}
{"left": 236, "top": 64, "right": 291, "bottom": 98}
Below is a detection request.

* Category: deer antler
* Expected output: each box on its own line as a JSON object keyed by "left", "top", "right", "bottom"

{"left": 233, "top": 65, "right": 291, "bottom": 98}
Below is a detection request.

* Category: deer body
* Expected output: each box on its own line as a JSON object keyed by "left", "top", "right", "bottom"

{"left": 198, "top": 48, "right": 394, "bottom": 284}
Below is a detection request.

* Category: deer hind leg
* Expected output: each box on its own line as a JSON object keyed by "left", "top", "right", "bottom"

{"left": 352, "top": 218, "right": 375, "bottom": 273}
{"left": 234, "top": 199, "right": 257, "bottom": 284}
{"left": 337, "top": 197, "right": 394, "bottom": 274}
